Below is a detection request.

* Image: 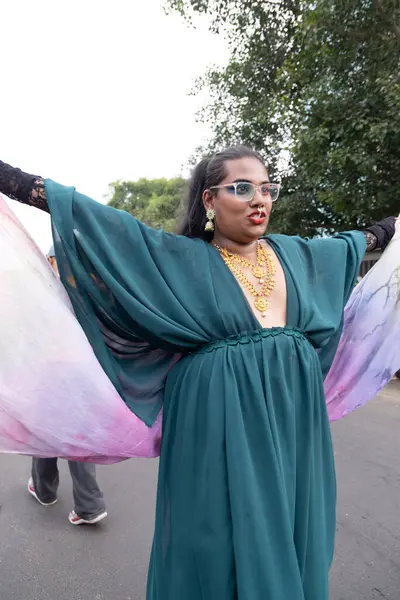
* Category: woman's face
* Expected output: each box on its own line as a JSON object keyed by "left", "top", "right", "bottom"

{"left": 203, "top": 157, "right": 273, "bottom": 245}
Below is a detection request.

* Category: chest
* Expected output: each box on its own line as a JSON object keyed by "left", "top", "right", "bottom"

{"left": 235, "top": 254, "right": 287, "bottom": 329}
{"left": 216, "top": 241, "right": 288, "bottom": 329}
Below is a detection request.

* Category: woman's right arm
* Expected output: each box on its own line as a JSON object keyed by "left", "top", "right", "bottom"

{"left": 0, "top": 160, "right": 49, "bottom": 213}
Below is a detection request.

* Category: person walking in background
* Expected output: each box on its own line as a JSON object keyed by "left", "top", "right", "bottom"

{"left": 27, "top": 246, "right": 108, "bottom": 526}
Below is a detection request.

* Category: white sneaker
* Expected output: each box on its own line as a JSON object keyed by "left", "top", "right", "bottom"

{"left": 27, "top": 478, "right": 58, "bottom": 506}
{"left": 68, "top": 509, "right": 108, "bottom": 526}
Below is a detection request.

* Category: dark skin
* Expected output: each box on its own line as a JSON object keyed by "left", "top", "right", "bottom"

{"left": 203, "top": 157, "right": 287, "bottom": 329}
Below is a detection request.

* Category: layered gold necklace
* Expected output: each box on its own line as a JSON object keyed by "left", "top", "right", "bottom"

{"left": 214, "top": 241, "right": 276, "bottom": 317}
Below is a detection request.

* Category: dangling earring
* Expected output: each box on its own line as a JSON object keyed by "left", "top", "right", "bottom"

{"left": 205, "top": 208, "right": 215, "bottom": 232}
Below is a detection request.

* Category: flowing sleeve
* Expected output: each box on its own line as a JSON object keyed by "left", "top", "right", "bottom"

{"left": 270, "top": 231, "right": 366, "bottom": 378}
{"left": 271, "top": 230, "right": 400, "bottom": 422}
{"left": 305, "top": 232, "right": 367, "bottom": 379}
{"left": 45, "top": 180, "right": 217, "bottom": 426}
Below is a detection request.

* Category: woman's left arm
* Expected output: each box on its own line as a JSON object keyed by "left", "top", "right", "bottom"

{"left": 362, "top": 216, "right": 396, "bottom": 252}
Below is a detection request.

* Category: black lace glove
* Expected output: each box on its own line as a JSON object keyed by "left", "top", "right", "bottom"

{"left": 0, "top": 160, "right": 49, "bottom": 212}
{"left": 362, "top": 216, "right": 397, "bottom": 252}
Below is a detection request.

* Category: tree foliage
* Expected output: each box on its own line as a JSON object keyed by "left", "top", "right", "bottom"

{"left": 108, "top": 177, "right": 186, "bottom": 231}
{"left": 166, "top": 0, "right": 400, "bottom": 236}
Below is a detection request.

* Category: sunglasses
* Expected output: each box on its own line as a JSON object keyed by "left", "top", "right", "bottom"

{"left": 209, "top": 181, "right": 280, "bottom": 203}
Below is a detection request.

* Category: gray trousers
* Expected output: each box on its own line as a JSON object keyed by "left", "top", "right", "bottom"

{"left": 31, "top": 458, "right": 106, "bottom": 519}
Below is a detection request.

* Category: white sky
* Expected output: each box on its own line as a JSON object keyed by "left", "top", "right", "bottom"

{"left": 1, "top": 0, "right": 228, "bottom": 251}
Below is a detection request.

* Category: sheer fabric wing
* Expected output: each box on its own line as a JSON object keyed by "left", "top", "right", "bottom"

{"left": 325, "top": 218, "right": 400, "bottom": 421}
{"left": 0, "top": 195, "right": 161, "bottom": 463}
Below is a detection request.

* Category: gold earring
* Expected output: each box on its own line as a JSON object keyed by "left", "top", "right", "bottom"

{"left": 205, "top": 208, "right": 215, "bottom": 232}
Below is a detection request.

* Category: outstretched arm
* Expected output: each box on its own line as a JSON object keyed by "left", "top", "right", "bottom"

{"left": 0, "top": 159, "right": 397, "bottom": 251}
{"left": 0, "top": 160, "right": 48, "bottom": 212}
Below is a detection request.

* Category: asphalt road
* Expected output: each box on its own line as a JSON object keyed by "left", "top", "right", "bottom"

{"left": 330, "top": 381, "right": 400, "bottom": 599}
{"left": 1, "top": 383, "right": 399, "bottom": 600}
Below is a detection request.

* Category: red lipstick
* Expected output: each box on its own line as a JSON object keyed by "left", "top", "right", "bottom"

{"left": 248, "top": 209, "right": 266, "bottom": 225}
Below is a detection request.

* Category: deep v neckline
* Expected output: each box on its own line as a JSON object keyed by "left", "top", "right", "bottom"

{"left": 208, "top": 238, "right": 298, "bottom": 332}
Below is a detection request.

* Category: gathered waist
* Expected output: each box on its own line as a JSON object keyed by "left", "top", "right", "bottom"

{"left": 191, "top": 327, "right": 307, "bottom": 356}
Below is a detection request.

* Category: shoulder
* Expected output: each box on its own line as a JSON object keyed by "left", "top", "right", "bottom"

{"left": 267, "top": 232, "right": 365, "bottom": 291}
{"left": 267, "top": 231, "right": 365, "bottom": 258}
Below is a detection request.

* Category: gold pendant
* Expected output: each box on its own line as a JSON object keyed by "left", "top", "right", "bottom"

{"left": 252, "top": 265, "right": 266, "bottom": 279}
{"left": 254, "top": 297, "right": 268, "bottom": 312}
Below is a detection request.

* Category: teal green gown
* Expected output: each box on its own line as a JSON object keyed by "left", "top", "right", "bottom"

{"left": 45, "top": 181, "right": 366, "bottom": 600}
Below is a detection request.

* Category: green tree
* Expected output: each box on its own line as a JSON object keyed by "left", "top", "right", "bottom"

{"left": 284, "top": 0, "right": 400, "bottom": 231}
{"left": 108, "top": 177, "right": 186, "bottom": 231}
{"left": 167, "top": 0, "right": 400, "bottom": 236}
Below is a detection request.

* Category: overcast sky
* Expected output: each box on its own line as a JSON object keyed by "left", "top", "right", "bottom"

{"left": 1, "top": 0, "right": 228, "bottom": 251}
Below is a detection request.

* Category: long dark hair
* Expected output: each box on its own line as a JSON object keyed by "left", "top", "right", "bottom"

{"left": 179, "top": 145, "right": 266, "bottom": 241}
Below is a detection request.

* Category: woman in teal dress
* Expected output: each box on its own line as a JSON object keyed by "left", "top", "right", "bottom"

{"left": 0, "top": 148, "right": 395, "bottom": 599}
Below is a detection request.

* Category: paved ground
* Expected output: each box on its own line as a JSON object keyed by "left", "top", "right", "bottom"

{"left": 1, "top": 383, "right": 400, "bottom": 600}
{"left": 330, "top": 381, "right": 400, "bottom": 599}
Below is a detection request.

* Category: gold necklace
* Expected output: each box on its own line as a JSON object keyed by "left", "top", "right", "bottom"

{"left": 214, "top": 241, "right": 276, "bottom": 317}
